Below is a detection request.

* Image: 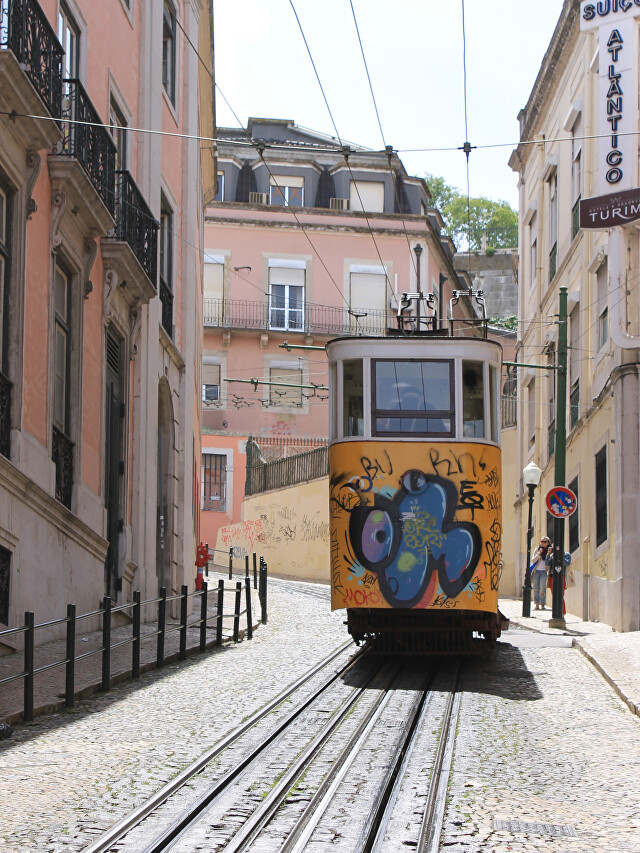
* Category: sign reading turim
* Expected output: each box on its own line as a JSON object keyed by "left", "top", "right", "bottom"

{"left": 581, "top": 2, "right": 640, "bottom": 195}
{"left": 580, "top": 186, "right": 640, "bottom": 228}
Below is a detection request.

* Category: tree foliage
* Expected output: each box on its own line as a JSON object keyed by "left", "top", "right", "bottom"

{"left": 424, "top": 173, "right": 518, "bottom": 252}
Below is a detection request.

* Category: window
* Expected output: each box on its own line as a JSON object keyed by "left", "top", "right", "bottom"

{"left": 58, "top": 3, "right": 80, "bottom": 80}
{"left": 202, "top": 453, "right": 226, "bottom": 512}
{"left": 527, "top": 380, "right": 536, "bottom": 449}
{"left": 268, "top": 265, "right": 305, "bottom": 332}
{"left": 159, "top": 195, "right": 173, "bottom": 336}
{"left": 109, "top": 98, "right": 128, "bottom": 173}
{"left": 343, "top": 359, "right": 364, "bottom": 437}
{"left": 53, "top": 264, "right": 71, "bottom": 435}
{"left": 350, "top": 180, "right": 385, "bottom": 213}
{"left": 0, "top": 543, "right": 9, "bottom": 626}
{"left": 568, "top": 475, "right": 579, "bottom": 553}
{"left": 349, "top": 269, "right": 387, "bottom": 333}
{"left": 490, "top": 365, "right": 498, "bottom": 442}
{"left": 548, "top": 172, "right": 558, "bottom": 282}
{"left": 0, "top": 184, "right": 9, "bottom": 377}
{"left": 462, "top": 361, "right": 485, "bottom": 438}
{"left": 269, "top": 366, "right": 303, "bottom": 407}
{"left": 595, "top": 447, "right": 607, "bottom": 547}
{"left": 162, "top": 0, "right": 177, "bottom": 104}
{"left": 202, "top": 363, "right": 220, "bottom": 404}
{"left": 572, "top": 117, "right": 582, "bottom": 240}
{"left": 529, "top": 212, "right": 538, "bottom": 291}
{"left": 597, "top": 260, "right": 609, "bottom": 350}
{"left": 547, "top": 347, "right": 556, "bottom": 461}
{"left": 569, "top": 306, "right": 580, "bottom": 428}
{"left": 214, "top": 172, "right": 225, "bottom": 202}
{"left": 269, "top": 175, "right": 304, "bottom": 207}
{"left": 372, "top": 359, "right": 454, "bottom": 437}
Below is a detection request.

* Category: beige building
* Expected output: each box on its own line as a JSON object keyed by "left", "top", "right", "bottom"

{"left": 509, "top": 0, "right": 640, "bottom": 630}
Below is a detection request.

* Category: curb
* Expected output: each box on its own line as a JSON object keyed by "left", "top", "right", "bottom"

{"left": 573, "top": 640, "right": 640, "bottom": 719}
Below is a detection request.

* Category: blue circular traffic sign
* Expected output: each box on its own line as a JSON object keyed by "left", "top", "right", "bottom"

{"left": 546, "top": 486, "right": 577, "bottom": 518}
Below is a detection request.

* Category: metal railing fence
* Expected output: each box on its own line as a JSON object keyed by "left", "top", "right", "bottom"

{"left": 0, "top": 553, "right": 268, "bottom": 723}
{"left": 245, "top": 437, "right": 329, "bottom": 496}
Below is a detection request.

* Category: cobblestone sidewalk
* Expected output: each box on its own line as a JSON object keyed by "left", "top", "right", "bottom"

{"left": 500, "top": 597, "right": 640, "bottom": 717}
{"left": 0, "top": 571, "right": 258, "bottom": 726}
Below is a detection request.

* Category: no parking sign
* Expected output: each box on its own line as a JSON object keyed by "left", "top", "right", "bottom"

{"left": 546, "top": 486, "right": 578, "bottom": 518}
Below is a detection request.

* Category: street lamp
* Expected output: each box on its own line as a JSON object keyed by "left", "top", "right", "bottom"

{"left": 522, "top": 461, "right": 542, "bottom": 617}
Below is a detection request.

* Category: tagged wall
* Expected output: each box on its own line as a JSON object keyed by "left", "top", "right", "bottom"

{"left": 215, "top": 478, "right": 331, "bottom": 582}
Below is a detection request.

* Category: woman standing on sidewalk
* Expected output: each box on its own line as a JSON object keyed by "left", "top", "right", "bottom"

{"left": 531, "top": 536, "right": 552, "bottom": 610}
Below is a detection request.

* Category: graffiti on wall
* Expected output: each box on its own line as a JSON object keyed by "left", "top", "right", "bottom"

{"left": 330, "top": 442, "right": 502, "bottom": 613}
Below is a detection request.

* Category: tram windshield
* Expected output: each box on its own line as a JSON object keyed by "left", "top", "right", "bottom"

{"left": 373, "top": 359, "right": 454, "bottom": 436}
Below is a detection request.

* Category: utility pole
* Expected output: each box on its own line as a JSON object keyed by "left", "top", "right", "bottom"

{"left": 550, "top": 286, "right": 568, "bottom": 629}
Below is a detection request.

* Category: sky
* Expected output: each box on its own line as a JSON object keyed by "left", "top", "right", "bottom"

{"left": 213, "top": 0, "right": 565, "bottom": 210}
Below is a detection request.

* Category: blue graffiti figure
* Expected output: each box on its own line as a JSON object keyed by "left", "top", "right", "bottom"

{"left": 349, "top": 470, "right": 481, "bottom": 608}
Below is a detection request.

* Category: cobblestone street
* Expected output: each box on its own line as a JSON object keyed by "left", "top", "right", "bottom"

{"left": 1, "top": 585, "right": 640, "bottom": 851}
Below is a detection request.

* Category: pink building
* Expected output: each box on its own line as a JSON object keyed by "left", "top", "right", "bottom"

{"left": 201, "top": 119, "right": 474, "bottom": 549}
{"left": 0, "top": 0, "right": 215, "bottom": 641}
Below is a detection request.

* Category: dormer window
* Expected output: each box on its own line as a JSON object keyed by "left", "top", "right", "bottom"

{"left": 270, "top": 175, "right": 304, "bottom": 207}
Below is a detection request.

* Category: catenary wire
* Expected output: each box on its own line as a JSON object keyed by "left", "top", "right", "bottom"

{"left": 288, "top": 0, "right": 398, "bottom": 308}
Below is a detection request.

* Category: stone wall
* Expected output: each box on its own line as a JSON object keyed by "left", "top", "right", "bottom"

{"left": 454, "top": 250, "right": 518, "bottom": 319}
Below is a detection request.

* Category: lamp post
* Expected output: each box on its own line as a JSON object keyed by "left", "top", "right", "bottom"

{"left": 522, "top": 461, "right": 542, "bottom": 617}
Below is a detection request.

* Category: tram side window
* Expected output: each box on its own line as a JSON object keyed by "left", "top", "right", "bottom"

{"left": 373, "top": 360, "right": 454, "bottom": 436}
{"left": 463, "top": 361, "right": 485, "bottom": 438}
{"left": 490, "top": 364, "right": 498, "bottom": 442}
{"left": 343, "top": 359, "right": 364, "bottom": 437}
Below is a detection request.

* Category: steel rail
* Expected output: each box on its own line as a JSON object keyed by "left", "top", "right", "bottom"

{"left": 219, "top": 662, "right": 398, "bottom": 853}
{"left": 81, "top": 640, "right": 358, "bottom": 853}
{"left": 416, "top": 664, "right": 462, "bottom": 853}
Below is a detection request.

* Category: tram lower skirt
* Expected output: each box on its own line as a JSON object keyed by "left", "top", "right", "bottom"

{"left": 346, "top": 608, "right": 506, "bottom": 655}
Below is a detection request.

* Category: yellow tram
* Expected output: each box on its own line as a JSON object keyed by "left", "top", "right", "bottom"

{"left": 327, "top": 316, "right": 505, "bottom": 653}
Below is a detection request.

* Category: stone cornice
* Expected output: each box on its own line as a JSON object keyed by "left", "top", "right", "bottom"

{"left": 0, "top": 455, "right": 108, "bottom": 562}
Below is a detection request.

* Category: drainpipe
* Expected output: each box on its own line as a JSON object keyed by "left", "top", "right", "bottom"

{"left": 609, "top": 226, "right": 640, "bottom": 349}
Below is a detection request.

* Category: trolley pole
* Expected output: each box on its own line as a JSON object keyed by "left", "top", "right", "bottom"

{"left": 550, "top": 287, "right": 568, "bottom": 629}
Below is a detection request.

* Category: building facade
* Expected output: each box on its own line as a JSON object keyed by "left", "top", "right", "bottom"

{"left": 0, "top": 0, "right": 215, "bottom": 642}
{"left": 509, "top": 0, "right": 640, "bottom": 630}
{"left": 201, "top": 118, "right": 476, "bottom": 550}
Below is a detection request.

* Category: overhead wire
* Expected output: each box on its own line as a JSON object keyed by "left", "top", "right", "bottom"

{"left": 287, "top": 0, "right": 398, "bottom": 308}
{"left": 348, "top": 0, "right": 418, "bottom": 282}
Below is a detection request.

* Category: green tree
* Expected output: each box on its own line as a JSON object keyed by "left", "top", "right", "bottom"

{"left": 424, "top": 174, "right": 518, "bottom": 252}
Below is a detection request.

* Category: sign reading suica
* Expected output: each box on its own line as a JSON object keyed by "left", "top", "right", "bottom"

{"left": 581, "top": 2, "right": 640, "bottom": 195}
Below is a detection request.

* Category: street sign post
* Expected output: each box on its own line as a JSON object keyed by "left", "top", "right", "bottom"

{"left": 546, "top": 486, "right": 578, "bottom": 519}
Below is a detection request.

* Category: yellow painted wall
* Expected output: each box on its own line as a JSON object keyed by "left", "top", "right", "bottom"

{"left": 215, "top": 478, "right": 330, "bottom": 582}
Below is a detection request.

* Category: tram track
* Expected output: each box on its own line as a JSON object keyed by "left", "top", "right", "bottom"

{"left": 83, "top": 640, "right": 360, "bottom": 853}
{"left": 87, "top": 652, "right": 463, "bottom": 853}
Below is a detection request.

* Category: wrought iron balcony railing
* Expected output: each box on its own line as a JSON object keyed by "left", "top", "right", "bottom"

{"left": 55, "top": 79, "right": 116, "bottom": 217}
{"left": 0, "top": 370, "right": 11, "bottom": 459}
{"left": 203, "top": 298, "right": 390, "bottom": 337}
{"left": 52, "top": 426, "right": 73, "bottom": 509}
{"left": 113, "top": 171, "right": 158, "bottom": 287}
{"left": 0, "top": 0, "right": 63, "bottom": 120}
{"left": 160, "top": 279, "right": 173, "bottom": 338}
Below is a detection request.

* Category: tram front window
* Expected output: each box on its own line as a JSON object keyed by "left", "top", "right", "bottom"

{"left": 373, "top": 359, "right": 453, "bottom": 436}
{"left": 343, "top": 359, "right": 364, "bottom": 436}
{"left": 463, "top": 361, "right": 485, "bottom": 437}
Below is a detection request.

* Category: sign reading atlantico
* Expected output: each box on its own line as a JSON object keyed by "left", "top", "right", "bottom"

{"left": 581, "top": 1, "right": 640, "bottom": 195}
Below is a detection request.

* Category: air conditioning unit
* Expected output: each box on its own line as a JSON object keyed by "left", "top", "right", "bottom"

{"left": 249, "top": 192, "right": 269, "bottom": 205}
{"left": 330, "top": 197, "right": 350, "bottom": 210}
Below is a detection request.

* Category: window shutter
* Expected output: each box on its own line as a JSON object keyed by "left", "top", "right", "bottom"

{"left": 350, "top": 181, "right": 385, "bottom": 213}
{"left": 269, "top": 367, "right": 303, "bottom": 406}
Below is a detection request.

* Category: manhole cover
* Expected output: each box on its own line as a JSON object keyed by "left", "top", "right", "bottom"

{"left": 493, "top": 819, "right": 577, "bottom": 837}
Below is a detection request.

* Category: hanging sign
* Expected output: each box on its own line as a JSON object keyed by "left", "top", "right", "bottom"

{"left": 546, "top": 486, "right": 578, "bottom": 518}
{"left": 581, "top": 3, "right": 640, "bottom": 195}
{"left": 580, "top": 185, "right": 640, "bottom": 228}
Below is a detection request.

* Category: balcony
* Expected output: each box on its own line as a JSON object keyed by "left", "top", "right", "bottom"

{"left": 203, "top": 298, "right": 390, "bottom": 337}
{"left": 0, "top": 370, "right": 11, "bottom": 459}
{"left": 102, "top": 171, "right": 158, "bottom": 306}
{"left": 49, "top": 79, "right": 116, "bottom": 234}
{"left": 52, "top": 426, "right": 73, "bottom": 509}
{"left": 0, "top": 0, "right": 63, "bottom": 149}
